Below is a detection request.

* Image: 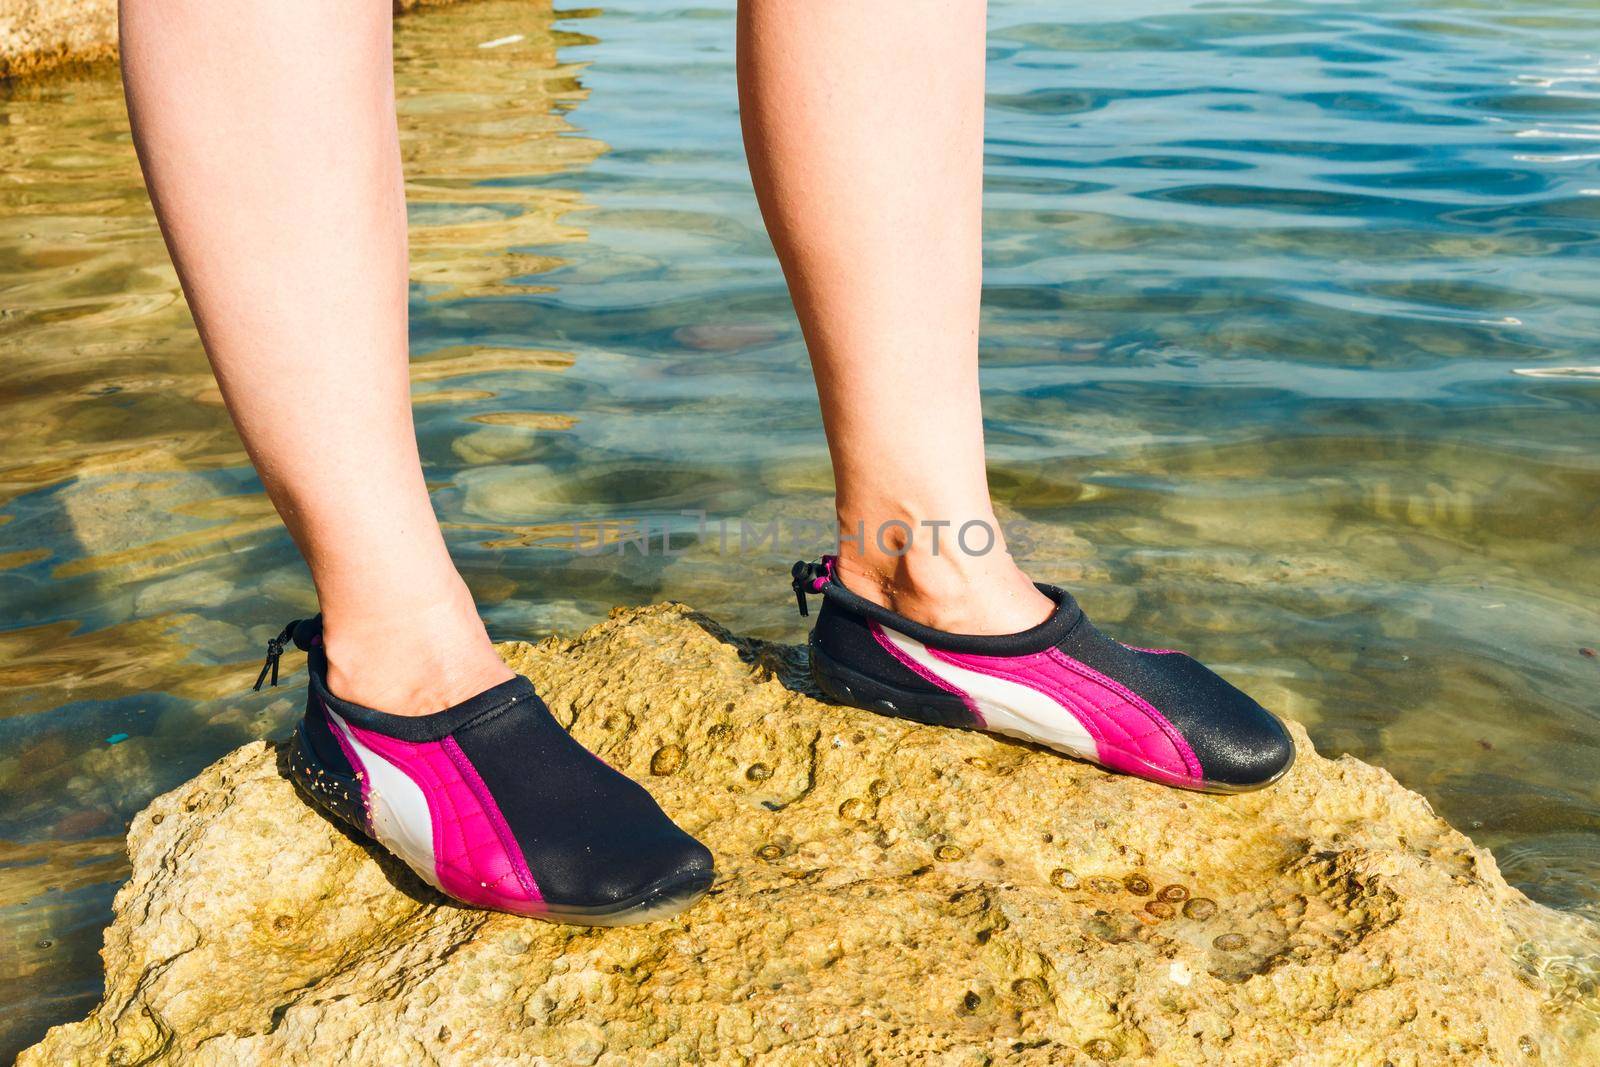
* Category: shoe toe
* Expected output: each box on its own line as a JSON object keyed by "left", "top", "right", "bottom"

{"left": 1143, "top": 652, "right": 1296, "bottom": 790}
{"left": 1192, "top": 707, "right": 1295, "bottom": 790}
{"left": 588, "top": 827, "right": 714, "bottom": 907}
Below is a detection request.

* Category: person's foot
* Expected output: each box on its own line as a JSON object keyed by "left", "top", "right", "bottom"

{"left": 320, "top": 585, "right": 517, "bottom": 717}
{"left": 267, "top": 617, "right": 715, "bottom": 925}
{"left": 793, "top": 557, "right": 1295, "bottom": 793}
{"left": 830, "top": 508, "right": 1055, "bottom": 634}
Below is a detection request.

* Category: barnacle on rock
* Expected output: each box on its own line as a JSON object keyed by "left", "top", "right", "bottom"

{"left": 1050, "top": 868, "right": 1079, "bottom": 890}
{"left": 650, "top": 744, "right": 685, "bottom": 776}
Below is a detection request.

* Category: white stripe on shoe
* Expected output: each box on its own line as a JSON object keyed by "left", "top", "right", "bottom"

{"left": 327, "top": 710, "right": 442, "bottom": 892}
{"left": 873, "top": 625, "right": 1100, "bottom": 763}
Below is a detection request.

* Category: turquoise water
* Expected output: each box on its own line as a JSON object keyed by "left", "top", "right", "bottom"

{"left": 2, "top": 0, "right": 1599, "bottom": 1055}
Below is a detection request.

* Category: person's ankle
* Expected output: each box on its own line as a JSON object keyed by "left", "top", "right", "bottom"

{"left": 832, "top": 510, "right": 1054, "bottom": 636}
{"left": 320, "top": 586, "right": 514, "bottom": 717}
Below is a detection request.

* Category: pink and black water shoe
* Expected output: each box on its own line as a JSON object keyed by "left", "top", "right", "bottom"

{"left": 263, "top": 618, "right": 714, "bottom": 926}
{"left": 793, "top": 557, "right": 1294, "bottom": 793}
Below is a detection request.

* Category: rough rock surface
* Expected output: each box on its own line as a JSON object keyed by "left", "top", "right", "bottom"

{"left": 0, "top": 0, "right": 115, "bottom": 80}
{"left": 0, "top": 0, "right": 471, "bottom": 80}
{"left": 20, "top": 605, "right": 1600, "bottom": 1065}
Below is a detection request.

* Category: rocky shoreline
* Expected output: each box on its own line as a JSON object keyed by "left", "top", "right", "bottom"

{"left": 0, "top": 0, "right": 473, "bottom": 80}
{"left": 19, "top": 604, "right": 1600, "bottom": 1064}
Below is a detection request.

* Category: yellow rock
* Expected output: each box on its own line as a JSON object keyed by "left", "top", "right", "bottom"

{"left": 20, "top": 604, "right": 1600, "bottom": 1064}
{"left": 0, "top": 0, "right": 116, "bottom": 81}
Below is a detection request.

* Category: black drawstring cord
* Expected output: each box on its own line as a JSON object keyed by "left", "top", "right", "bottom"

{"left": 253, "top": 619, "right": 306, "bottom": 691}
{"left": 790, "top": 558, "right": 834, "bottom": 617}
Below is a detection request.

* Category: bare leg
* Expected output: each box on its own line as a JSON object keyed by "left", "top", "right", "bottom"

{"left": 738, "top": 0, "right": 1053, "bottom": 634}
{"left": 120, "top": 0, "right": 512, "bottom": 713}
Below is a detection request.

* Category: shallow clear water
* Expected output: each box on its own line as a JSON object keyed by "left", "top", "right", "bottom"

{"left": 2, "top": 0, "right": 1599, "bottom": 1054}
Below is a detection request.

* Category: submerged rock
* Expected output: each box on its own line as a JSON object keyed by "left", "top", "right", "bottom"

{"left": 0, "top": 0, "right": 480, "bottom": 81}
{"left": 0, "top": 0, "right": 115, "bottom": 81}
{"left": 20, "top": 604, "right": 1600, "bottom": 1064}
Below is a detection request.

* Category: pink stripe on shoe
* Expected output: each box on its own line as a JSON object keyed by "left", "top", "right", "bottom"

{"left": 925, "top": 646, "right": 1203, "bottom": 787}
{"left": 442, "top": 736, "right": 541, "bottom": 901}
{"left": 339, "top": 722, "right": 543, "bottom": 911}
{"left": 1044, "top": 648, "right": 1203, "bottom": 782}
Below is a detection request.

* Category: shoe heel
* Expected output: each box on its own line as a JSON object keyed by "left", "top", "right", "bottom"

{"left": 808, "top": 637, "right": 977, "bottom": 730}
{"left": 287, "top": 719, "right": 372, "bottom": 837}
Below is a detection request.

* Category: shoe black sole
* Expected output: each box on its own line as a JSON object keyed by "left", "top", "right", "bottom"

{"left": 287, "top": 718, "right": 372, "bottom": 835}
